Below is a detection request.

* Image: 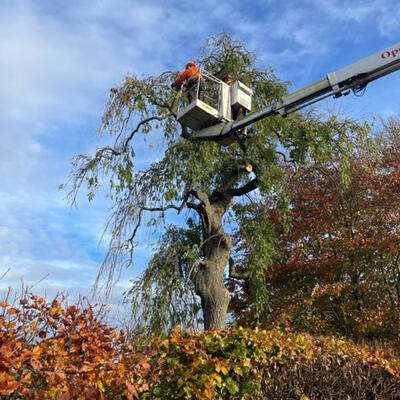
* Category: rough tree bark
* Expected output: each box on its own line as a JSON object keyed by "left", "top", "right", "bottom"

{"left": 184, "top": 160, "right": 257, "bottom": 330}
{"left": 188, "top": 190, "right": 233, "bottom": 330}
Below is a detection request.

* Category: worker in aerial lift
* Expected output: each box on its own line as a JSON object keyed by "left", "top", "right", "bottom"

{"left": 171, "top": 61, "right": 204, "bottom": 103}
{"left": 221, "top": 73, "right": 234, "bottom": 84}
{"left": 221, "top": 73, "right": 248, "bottom": 136}
{"left": 221, "top": 73, "right": 246, "bottom": 121}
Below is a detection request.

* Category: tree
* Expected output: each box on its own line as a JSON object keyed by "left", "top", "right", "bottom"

{"left": 64, "top": 33, "right": 362, "bottom": 331}
{"left": 230, "top": 117, "right": 400, "bottom": 346}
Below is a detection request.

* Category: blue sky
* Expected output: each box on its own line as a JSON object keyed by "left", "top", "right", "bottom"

{"left": 1, "top": 0, "right": 400, "bottom": 308}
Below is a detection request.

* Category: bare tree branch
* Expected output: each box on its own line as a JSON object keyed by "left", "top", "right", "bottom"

{"left": 227, "top": 178, "right": 259, "bottom": 197}
{"left": 213, "top": 164, "right": 251, "bottom": 197}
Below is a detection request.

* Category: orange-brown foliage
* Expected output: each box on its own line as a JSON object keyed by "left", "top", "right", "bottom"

{"left": 1, "top": 294, "right": 400, "bottom": 399}
{"left": 230, "top": 124, "right": 400, "bottom": 350}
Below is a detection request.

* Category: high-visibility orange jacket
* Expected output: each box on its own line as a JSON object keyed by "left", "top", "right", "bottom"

{"left": 173, "top": 65, "right": 203, "bottom": 88}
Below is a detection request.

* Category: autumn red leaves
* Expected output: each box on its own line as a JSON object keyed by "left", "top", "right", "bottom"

{"left": 1, "top": 295, "right": 400, "bottom": 399}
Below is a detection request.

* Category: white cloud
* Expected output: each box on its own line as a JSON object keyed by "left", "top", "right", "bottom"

{"left": 309, "top": 0, "right": 400, "bottom": 39}
{"left": 0, "top": 3, "right": 130, "bottom": 129}
{"left": 0, "top": 131, "right": 43, "bottom": 189}
{"left": 376, "top": 6, "right": 400, "bottom": 37}
{"left": 313, "top": 0, "right": 379, "bottom": 22}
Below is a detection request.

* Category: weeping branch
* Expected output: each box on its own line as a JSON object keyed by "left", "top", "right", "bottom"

{"left": 94, "top": 192, "right": 191, "bottom": 295}
{"left": 64, "top": 114, "right": 169, "bottom": 206}
{"left": 121, "top": 115, "right": 168, "bottom": 152}
{"left": 127, "top": 195, "right": 191, "bottom": 250}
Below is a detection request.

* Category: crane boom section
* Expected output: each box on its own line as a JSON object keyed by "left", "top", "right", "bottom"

{"left": 327, "top": 42, "right": 400, "bottom": 92}
{"left": 192, "top": 42, "right": 400, "bottom": 140}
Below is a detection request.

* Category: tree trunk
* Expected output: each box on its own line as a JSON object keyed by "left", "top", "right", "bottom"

{"left": 195, "top": 244, "right": 231, "bottom": 330}
{"left": 193, "top": 193, "right": 233, "bottom": 330}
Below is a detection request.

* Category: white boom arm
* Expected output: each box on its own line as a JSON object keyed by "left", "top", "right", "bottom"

{"left": 192, "top": 42, "right": 400, "bottom": 140}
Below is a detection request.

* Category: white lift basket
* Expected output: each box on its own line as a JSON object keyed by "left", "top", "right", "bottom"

{"left": 230, "top": 81, "right": 253, "bottom": 112}
{"left": 176, "top": 70, "right": 253, "bottom": 131}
